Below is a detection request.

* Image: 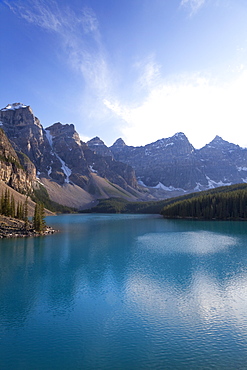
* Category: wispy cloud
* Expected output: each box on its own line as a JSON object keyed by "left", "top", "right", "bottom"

{"left": 134, "top": 55, "right": 161, "bottom": 90}
{"left": 180, "top": 0, "right": 206, "bottom": 16}
{"left": 5, "top": 0, "right": 111, "bottom": 96}
{"left": 5, "top": 0, "right": 63, "bottom": 31}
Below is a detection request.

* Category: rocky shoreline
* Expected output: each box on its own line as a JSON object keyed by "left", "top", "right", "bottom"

{"left": 0, "top": 215, "right": 57, "bottom": 238}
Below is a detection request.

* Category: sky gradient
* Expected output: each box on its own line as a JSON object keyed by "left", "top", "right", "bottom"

{"left": 1, "top": 0, "right": 247, "bottom": 148}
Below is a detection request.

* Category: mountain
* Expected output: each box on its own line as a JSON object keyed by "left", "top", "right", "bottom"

{"left": 1, "top": 102, "right": 247, "bottom": 210}
{"left": 108, "top": 133, "right": 247, "bottom": 193}
{"left": 197, "top": 135, "right": 247, "bottom": 188}
{"left": 0, "top": 103, "right": 146, "bottom": 209}
{"left": 87, "top": 136, "right": 114, "bottom": 158}
{"left": 110, "top": 132, "right": 197, "bottom": 190}
{"left": 0, "top": 127, "right": 34, "bottom": 194}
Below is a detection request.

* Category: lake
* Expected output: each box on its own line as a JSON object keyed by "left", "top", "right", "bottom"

{"left": 0, "top": 214, "right": 247, "bottom": 369}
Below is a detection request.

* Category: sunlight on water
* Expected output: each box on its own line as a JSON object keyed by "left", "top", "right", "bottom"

{"left": 137, "top": 230, "right": 239, "bottom": 255}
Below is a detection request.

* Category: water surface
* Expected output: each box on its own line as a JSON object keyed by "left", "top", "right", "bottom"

{"left": 0, "top": 214, "right": 247, "bottom": 369}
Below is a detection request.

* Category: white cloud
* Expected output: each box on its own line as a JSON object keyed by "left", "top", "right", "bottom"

{"left": 5, "top": 0, "right": 63, "bottom": 31}
{"left": 5, "top": 0, "right": 111, "bottom": 96}
{"left": 180, "top": 0, "right": 206, "bottom": 16}
{"left": 5, "top": 0, "right": 114, "bottom": 131}
{"left": 104, "top": 69, "right": 247, "bottom": 149}
{"left": 134, "top": 55, "right": 161, "bottom": 90}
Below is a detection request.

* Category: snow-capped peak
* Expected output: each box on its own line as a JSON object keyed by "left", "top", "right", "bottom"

{"left": 1, "top": 103, "right": 28, "bottom": 111}
{"left": 174, "top": 132, "right": 186, "bottom": 139}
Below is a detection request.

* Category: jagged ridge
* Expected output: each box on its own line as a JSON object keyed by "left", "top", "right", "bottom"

{"left": 0, "top": 103, "right": 147, "bottom": 209}
{"left": 1, "top": 102, "right": 247, "bottom": 210}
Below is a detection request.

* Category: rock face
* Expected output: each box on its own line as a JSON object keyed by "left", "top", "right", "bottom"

{"left": 86, "top": 137, "right": 137, "bottom": 189}
{"left": 111, "top": 133, "right": 198, "bottom": 189}
{"left": 196, "top": 136, "right": 247, "bottom": 189}
{"left": 1, "top": 102, "right": 246, "bottom": 205}
{"left": 83, "top": 143, "right": 137, "bottom": 190}
{"left": 110, "top": 133, "right": 247, "bottom": 192}
{"left": 0, "top": 103, "right": 48, "bottom": 170}
{"left": 87, "top": 137, "right": 114, "bottom": 158}
{"left": 0, "top": 104, "right": 139, "bottom": 205}
{"left": 0, "top": 127, "right": 34, "bottom": 193}
{"left": 45, "top": 122, "right": 90, "bottom": 187}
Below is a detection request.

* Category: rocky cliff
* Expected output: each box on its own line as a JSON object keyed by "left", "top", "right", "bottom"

{"left": 2, "top": 102, "right": 246, "bottom": 207}
{"left": 196, "top": 136, "right": 247, "bottom": 189}
{"left": 0, "top": 103, "right": 48, "bottom": 170}
{"left": 84, "top": 138, "right": 137, "bottom": 190}
{"left": 0, "top": 127, "right": 34, "bottom": 194}
{"left": 109, "top": 133, "right": 247, "bottom": 192}
{"left": 110, "top": 133, "right": 198, "bottom": 190}
{"left": 87, "top": 137, "right": 114, "bottom": 158}
{"left": 0, "top": 103, "right": 142, "bottom": 208}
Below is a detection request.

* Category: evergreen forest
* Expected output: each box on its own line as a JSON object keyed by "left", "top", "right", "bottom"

{"left": 84, "top": 183, "right": 247, "bottom": 220}
{"left": 161, "top": 183, "right": 247, "bottom": 220}
{"left": 0, "top": 189, "right": 46, "bottom": 232}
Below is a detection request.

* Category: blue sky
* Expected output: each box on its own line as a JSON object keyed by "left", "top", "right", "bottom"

{"left": 1, "top": 0, "right": 247, "bottom": 148}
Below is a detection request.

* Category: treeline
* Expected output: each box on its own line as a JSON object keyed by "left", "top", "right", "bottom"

{"left": 83, "top": 183, "right": 247, "bottom": 219}
{"left": 0, "top": 189, "right": 46, "bottom": 232}
{"left": 161, "top": 185, "right": 247, "bottom": 220}
{"left": 32, "top": 184, "right": 75, "bottom": 213}
{"left": 0, "top": 189, "right": 28, "bottom": 220}
{"left": 82, "top": 198, "right": 171, "bottom": 214}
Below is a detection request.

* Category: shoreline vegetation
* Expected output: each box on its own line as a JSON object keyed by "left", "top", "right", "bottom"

{"left": 0, "top": 188, "right": 58, "bottom": 238}
{"left": 1, "top": 183, "right": 246, "bottom": 238}
{"left": 161, "top": 183, "right": 247, "bottom": 221}
{"left": 83, "top": 183, "right": 247, "bottom": 221}
{"left": 0, "top": 214, "right": 57, "bottom": 238}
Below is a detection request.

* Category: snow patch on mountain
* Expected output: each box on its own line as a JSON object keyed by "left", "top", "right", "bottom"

{"left": 194, "top": 183, "right": 204, "bottom": 191}
{"left": 45, "top": 129, "right": 53, "bottom": 147}
{"left": 138, "top": 180, "right": 148, "bottom": 187}
{"left": 45, "top": 129, "right": 71, "bottom": 182}
{"left": 1, "top": 103, "right": 27, "bottom": 111}
{"left": 47, "top": 166, "right": 52, "bottom": 176}
{"left": 153, "top": 182, "right": 186, "bottom": 192}
{"left": 89, "top": 165, "right": 97, "bottom": 173}
{"left": 206, "top": 176, "right": 232, "bottom": 189}
{"left": 55, "top": 154, "right": 72, "bottom": 183}
{"left": 138, "top": 179, "right": 185, "bottom": 192}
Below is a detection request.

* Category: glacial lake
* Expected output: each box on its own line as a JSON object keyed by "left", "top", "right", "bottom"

{"left": 0, "top": 214, "right": 247, "bottom": 369}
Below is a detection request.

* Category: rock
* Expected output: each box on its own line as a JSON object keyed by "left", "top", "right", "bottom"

{"left": 0, "top": 104, "right": 140, "bottom": 207}
{"left": 87, "top": 136, "right": 114, "bottom": 158}
{"left": 110, "top": 132, "right": 247, "bottom": 192}
{"left": 0, "top": 214, "right": 57, "bottom": 238}
{"left": 0, "top": 128, "right": 33, "bottom": 193}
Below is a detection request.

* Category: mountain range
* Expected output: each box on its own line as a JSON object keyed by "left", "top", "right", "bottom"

{"left": 0, "top": 102, "right": 247, "bottom": 210}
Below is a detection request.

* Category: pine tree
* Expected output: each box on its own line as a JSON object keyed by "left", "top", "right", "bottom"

{"left": 23, "top": 196, "right": 29, "bottom": 229}
{"left": 18, "top": 202, "right": 24, "bottom": 220}
{"left": 16, "top": 201, "right": 20, "bottom": 219}
{"left": 2, "top": 189, "right": 11, "bottom": 216}
{"left": 0, "top": 191, "right": 4, "bottom": 215}
{"left": 10, "top": 194, "right": 15, "bottom": 218}
{"left": 33, "top": 202, "right": 46, "bottom": 232}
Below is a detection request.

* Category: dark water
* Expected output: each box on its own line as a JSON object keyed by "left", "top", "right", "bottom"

{"left": 0, "top": 214, "right": 247, "bottom": 369}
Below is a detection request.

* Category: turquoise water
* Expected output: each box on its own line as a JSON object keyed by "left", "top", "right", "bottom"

{"left": 0, "top": 214, "right": 247, "bottom": 369}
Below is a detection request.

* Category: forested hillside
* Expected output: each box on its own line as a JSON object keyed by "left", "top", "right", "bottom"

{"left": 85, "top": 183, "right": 247, "bottom": 219}
{"left": 161, "top": 183, "right": 247, "bottom": 220}
{"left": 83, "top": 197, "right": 169, "bottom": 214}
